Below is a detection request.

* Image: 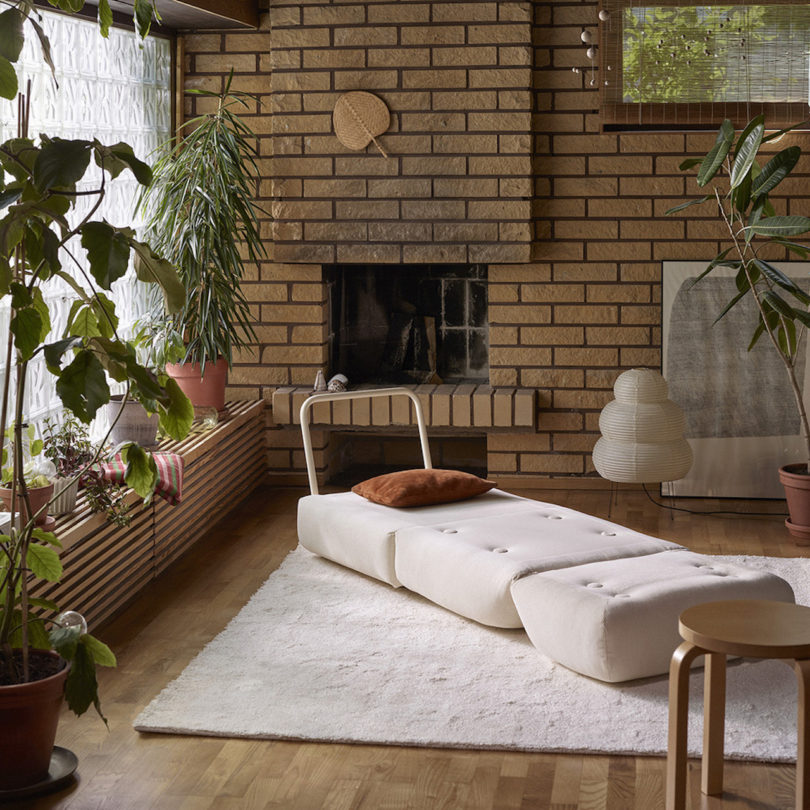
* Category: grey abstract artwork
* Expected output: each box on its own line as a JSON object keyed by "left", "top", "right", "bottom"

{"left": 668, "top": 276, "right": 805, "bottom": 439}
{"left": 663, "top": 261, "right": 810, "bottom": 498}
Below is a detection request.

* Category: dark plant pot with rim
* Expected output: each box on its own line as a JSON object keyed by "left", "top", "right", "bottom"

{"left": 779, "top": 463, "right": 810, "bottom": 545}
{"left": 0, "top": 650, "right": 68, "bottom": 790}
{"left": 166, "top": 358, "right": 228, "bottom": 416}
{"left": 0, "top": 482, "right": 54, "bottom": 527}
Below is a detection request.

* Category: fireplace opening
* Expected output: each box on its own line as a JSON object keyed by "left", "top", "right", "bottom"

{"left": 328, "top": 431, "right": 488, "bottom": 486}
{"left": 327, "top": 264, "right": 488, "bottom": 385}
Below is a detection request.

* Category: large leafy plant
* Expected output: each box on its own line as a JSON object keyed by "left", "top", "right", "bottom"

{"left": 139, "top": 72, "right": 265, "bottom": 373}
{"left": 0, "top": 1, "right": 191, "bottom": 718}
{"left": 668, "top": 116, "right": 810, "bottom": 469}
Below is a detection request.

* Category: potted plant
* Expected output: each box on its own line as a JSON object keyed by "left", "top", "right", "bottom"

{"left": 138, "top": 71, "right": 265, "bottom": 414}
{"left": 668, "top": 116, "right": 810, "bottom": 540}
{"left": 0, "top": 423, "right": 54, "bottom": 528}
{"left": 0, "top": 2, "right": 191, "bottom": 791}
{"left": 41, "top": 416, "right": 94, "bottom": 515}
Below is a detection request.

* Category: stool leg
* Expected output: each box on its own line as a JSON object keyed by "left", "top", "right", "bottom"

{"left": 794, "top": 659, "right": 810, "bottom": 810}
{"left": 666, "top": 641, "right": 703, "bottom": 810}
{"left": 701, "top": 652, "right": 726, "bottom": 795}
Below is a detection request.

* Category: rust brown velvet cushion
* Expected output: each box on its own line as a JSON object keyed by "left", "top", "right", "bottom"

{"left": 351, "top": 468, "right": 496, "bottom": 508}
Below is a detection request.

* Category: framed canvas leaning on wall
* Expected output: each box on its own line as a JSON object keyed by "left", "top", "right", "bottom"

{"left": 662, "top": 261, "right": 810, "bottom": 499}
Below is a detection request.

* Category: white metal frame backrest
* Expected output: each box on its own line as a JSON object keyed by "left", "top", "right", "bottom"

{"left": 299, "top": 387, "right": 433, "bottom": 495}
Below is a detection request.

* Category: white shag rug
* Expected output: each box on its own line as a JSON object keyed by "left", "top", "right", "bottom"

{"left": 134, "top": 549, "right": 810, "bottom": 761}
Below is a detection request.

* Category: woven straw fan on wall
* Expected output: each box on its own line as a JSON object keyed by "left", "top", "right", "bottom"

{"left": 333, "top": 91, "right": 390, "bottom": 158}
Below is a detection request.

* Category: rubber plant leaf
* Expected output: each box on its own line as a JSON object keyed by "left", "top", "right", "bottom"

{"left": 686, "top": 247, "right": 735, "bottom": 289}
{"left": 754, "top": 259, "right": 810, "bottom": 305}
{"left": 712, "top": 289, "right": 747, "bottom": 324}
{"left": 747, "top": 216, "right": 810, "bottom": 237}
{"left": 730, "top": 122, "right": 764, "bottom": 189}
{"left": 732, "top": 114, "right": 764, "bottom": 158}
{"left": 752, "top": 147, "right": 801, "bottom": 199}
{"left": 665, "top": 195, "right": 712, "bottom": 215}
{"left": 772, "top": 238, "right": 810, "bottom": 259}
{"left": 748, "top": 319, "right": 767, "bottom": 351}
{"left": 762, "top": 290, "right": 796, "bottom": 319}
{"left": 764, "top": 120, "right": 810, "bottom": 143}
{"left": 697, "top": 120, "right": 734, "bottom": 187}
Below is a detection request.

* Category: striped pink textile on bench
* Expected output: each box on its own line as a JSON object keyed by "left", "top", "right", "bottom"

{"left": 101, "top": 452, "right": 184, "bottom": 505}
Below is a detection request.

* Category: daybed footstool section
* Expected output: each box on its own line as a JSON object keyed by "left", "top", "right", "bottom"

{"left": 511, "top": 551, "right": 795, "bottom": 682}
{"left": 394, "top": 508, "right": 680, "bottom": 628}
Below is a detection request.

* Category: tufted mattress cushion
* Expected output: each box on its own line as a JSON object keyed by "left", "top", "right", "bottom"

{"left": 510, "top": 549, "right": 795, "bottom": 682}
{"left": 297, "top": 488, "right": 530, "bottom": 586}
{"left": 393, "top": 504, "right": 681, "bottom": 627}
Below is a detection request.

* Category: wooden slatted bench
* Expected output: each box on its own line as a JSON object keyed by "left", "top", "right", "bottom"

{"left": 30, "top": 400, "right": 266, "bottom": 629}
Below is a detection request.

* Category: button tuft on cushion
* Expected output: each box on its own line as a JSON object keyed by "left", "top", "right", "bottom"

{"left": 547, "top": 515, "right": 563, "bottom": 520}
{"left": 600, "top": 531, "right": 617, "bottom": 536}
{"left": 587, "top": 583, "right": 603, "bottom": 589}
{"left": 493, "top": 547, "right": 508, "bottom": 554}
{"left": 442, "top": 528, "right": 458, "bottom": 534}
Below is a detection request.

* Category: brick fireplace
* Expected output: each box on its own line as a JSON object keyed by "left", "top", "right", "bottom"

{"left": 180, "top": 0, "right": 810, "bottom": 487}
{"left": 262, "top": 0, "right": 539, "bottom": 485}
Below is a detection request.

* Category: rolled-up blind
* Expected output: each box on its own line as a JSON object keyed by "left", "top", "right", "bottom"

{"left": 600, "top": 0, "right": 810, "bottom": 128}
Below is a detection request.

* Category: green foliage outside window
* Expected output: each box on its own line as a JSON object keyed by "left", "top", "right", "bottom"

{"left": 621, "top": 4, "right": 809, "bottom": 104}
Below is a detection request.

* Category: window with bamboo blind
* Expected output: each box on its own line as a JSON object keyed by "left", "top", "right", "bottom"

{"left": 599, "top": 0, "right": 810, "bottom": 129}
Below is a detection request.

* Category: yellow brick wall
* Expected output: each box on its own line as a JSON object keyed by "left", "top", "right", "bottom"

{"left": 183, "top": 1, "right": 810, "bottom": 481}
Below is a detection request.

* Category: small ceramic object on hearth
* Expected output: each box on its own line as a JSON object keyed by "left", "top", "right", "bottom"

{"left": 313, "top": 370, "right": 327, "bottom": 393}
{"left": 327, "top": 374, "right": 348, "bottom": 393}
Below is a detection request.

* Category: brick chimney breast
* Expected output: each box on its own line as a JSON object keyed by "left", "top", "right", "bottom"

{"left": 269, "top": 0, "right": 533, "bottom": 264}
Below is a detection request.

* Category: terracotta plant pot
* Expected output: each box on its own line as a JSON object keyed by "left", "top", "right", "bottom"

{"left": 0, "top": 482, "right": 54, "bottom": 527}
{"left": 106, "top": 396, "right": 159, "bottom": 448}
{"left": 0, "top": 650, "right": 68, "bottom": 790}
{"left": 779, "top": 463, "right": 810, "bottom": 545}
{"left": 166, "top": 357, "right": 228, "bottom": 415}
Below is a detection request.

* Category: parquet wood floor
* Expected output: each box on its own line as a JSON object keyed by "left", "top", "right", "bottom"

{"left": 12, "top": 485, "right": 807, "bottom": 810}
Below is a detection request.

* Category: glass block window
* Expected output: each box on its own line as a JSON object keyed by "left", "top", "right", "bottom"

{"left": 601, "top": 1, "right": 810, "bottom": 128}
{"left": 0, "top": 11, "right": 171, "bottom": 429}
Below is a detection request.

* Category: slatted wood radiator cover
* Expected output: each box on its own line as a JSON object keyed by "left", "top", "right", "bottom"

{"left": 30, "top": 400, "right": 266, "bottom": 630}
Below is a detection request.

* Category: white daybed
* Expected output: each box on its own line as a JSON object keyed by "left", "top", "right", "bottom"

{"left": 297, "top": 388, "right": 793, "bottom": 683}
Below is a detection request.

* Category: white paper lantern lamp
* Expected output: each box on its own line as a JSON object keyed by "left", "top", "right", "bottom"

{"left": 593, "top": 368, "right": 692, "bottom": 483}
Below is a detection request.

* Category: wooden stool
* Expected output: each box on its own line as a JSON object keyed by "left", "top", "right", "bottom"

{"left": 666, "top": 599, "right": 810, "bottom": 810}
